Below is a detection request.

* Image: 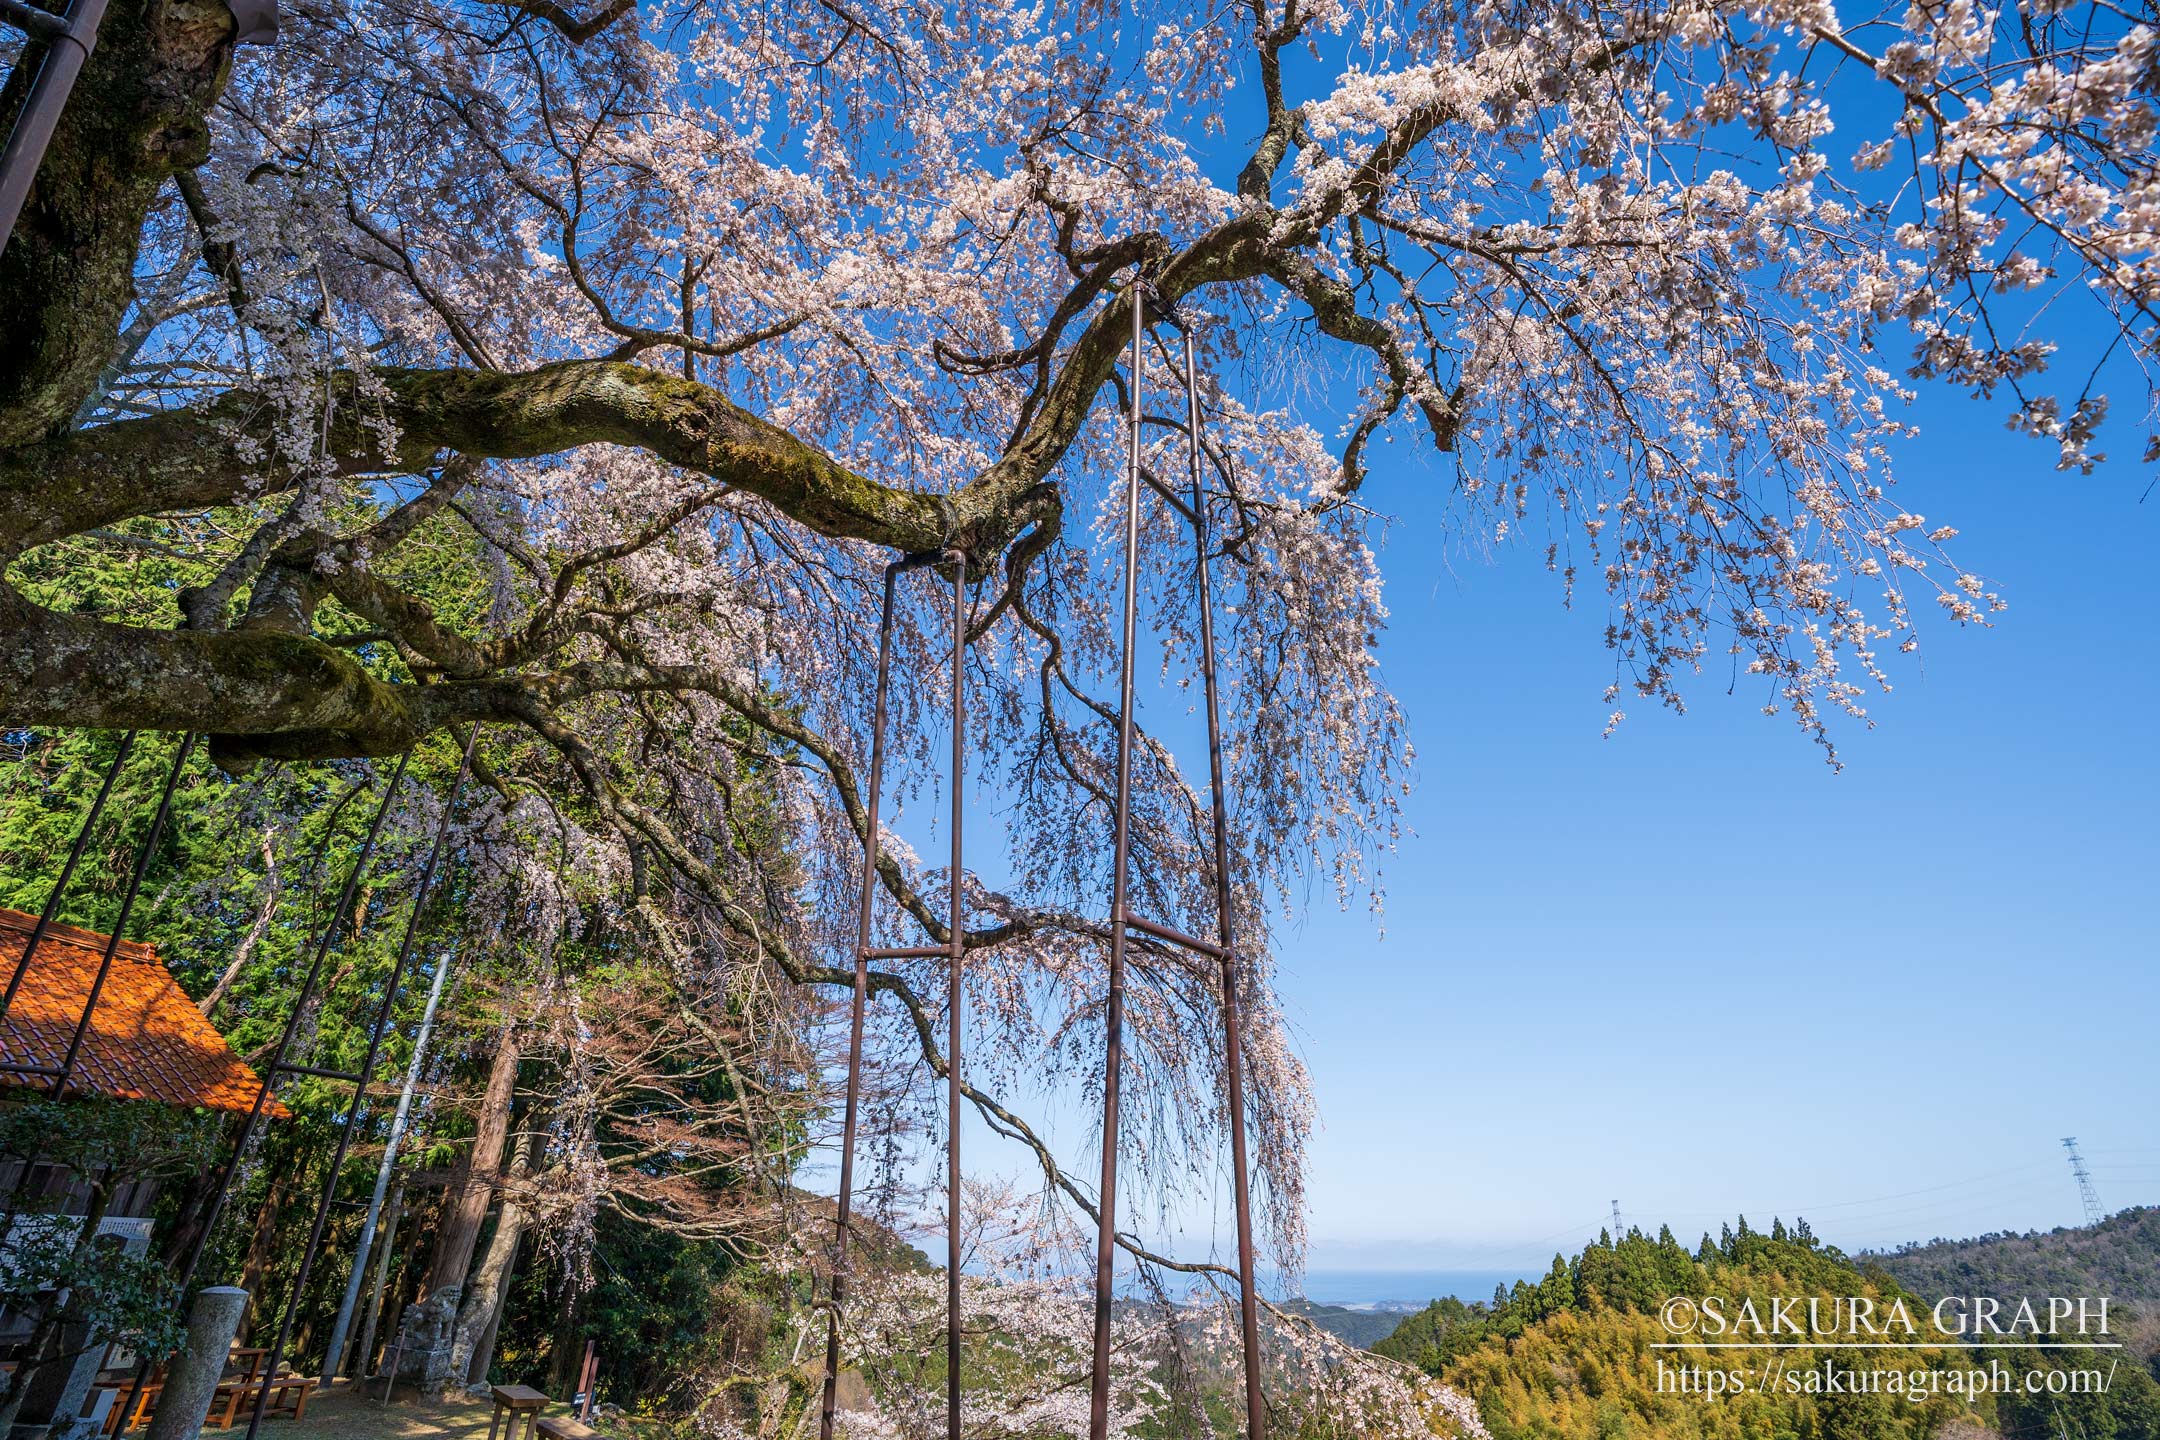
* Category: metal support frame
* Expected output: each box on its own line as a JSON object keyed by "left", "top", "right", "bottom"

{"left": 0, "top": 732, "right": 195, "bottom": 1102}
{"left": 0, "top": 0, "right": 113, "bottom": 257}
{"left": 108, "top": 746, "right": 415, "bottom": 1432}
{"left": 240, "top": 726, "right": 477, "bottom": 1439}
{"left": 0, "top": 730, "right": 136, "bottom": 1025}
{"left": 1086, "top": 286, "right": 1266, "bottom": 1440}
{"left": 819, "top": 551, "right": 969, "bottom": 1440}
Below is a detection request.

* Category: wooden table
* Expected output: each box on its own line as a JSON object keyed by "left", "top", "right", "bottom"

{"left": 488, "top": 1385, "right": 551, "bottom": 1440}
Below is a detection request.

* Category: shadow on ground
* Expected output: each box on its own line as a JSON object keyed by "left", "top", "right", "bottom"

{"left": 256, "top": 1380, "right": 540, "bottom": 1440}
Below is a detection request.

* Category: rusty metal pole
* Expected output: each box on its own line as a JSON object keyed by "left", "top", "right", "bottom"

{"left": 820, "top": 561, "right": 904, "bottom": 1440}
{"left": 0, "top": 730, "right": 135, "bottom": 1023}
{"left": 945, "top": 549, "right": 966, "bottom": 1440}
{"left": 1087, "top": 281, "right": 1147, "bottom": 1440}
{"left": 243, "top": 729, "right": 477, "bottom": 1440}
{"left": 1182, "top": 326, "right": 1266, "bottom": 1439}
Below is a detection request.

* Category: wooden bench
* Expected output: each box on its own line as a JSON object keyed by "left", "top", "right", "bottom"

{"left": 487, "top": 1384, "right": 551, "bottom": 1440}
{"left": 96, "top": 1380, "right": 160, "bottom": 1435}
{"left": 209, "top": 1373, "right": 316, "bottom": 1427}
{"left": 537, "top": 1418, "right": 603, "bottom": 1440}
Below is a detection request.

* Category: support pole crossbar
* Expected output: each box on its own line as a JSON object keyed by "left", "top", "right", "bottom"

{"left": 269, "top": 1063, "right": 364, "bottom": 1083}
{"left": 109, "top": 747, "right": 417, "bottom": 1433}
{"left": 1118, "top": 910, "right": 1229, "bottom": 960}
{"left": 242, "top": 725, "right": 480, "bottom": 1440}
{"left": 1087, "top": 284, "right": 1267, "bottom": 1440}
{"left": 820, "top": 553, "right": 971, "bottom": 1440}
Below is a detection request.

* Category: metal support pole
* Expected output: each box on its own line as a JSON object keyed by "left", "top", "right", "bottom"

{"left": 0, "top": 0, "right": 111, "bottom": 257}
{"left": 1183, "top": 328, "right": 1265, "bottom": 1440}
{"left": 0, "top": 730, "right": 135, "bottom": 1023}
{"left": 820, "top": 561, "right": 903, "bottom": 1440}
{"left": 111, "top": 749, "right": 414, "bottom": 1431}
{"left": 244, "top": 728, "right": 477, "bottom": 1439}
{"left": 322, "top": 933, "right": 459, "bottom": 1381}
{"left": 48, "top": 733, "right": 195, "bottom": 1096}
{"left": 819, "top": 553, "right": 969, "bottom": 1440}
{"left": 1087, "top": 281, "right": 1147, "bottom": 1440}
{"left": 945, "top": 549, "right": 966, "bottom": 1440}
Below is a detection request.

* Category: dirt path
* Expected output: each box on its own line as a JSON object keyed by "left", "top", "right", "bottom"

{"left": 238, "top": 1380, "right": 548, "bottom": 1440}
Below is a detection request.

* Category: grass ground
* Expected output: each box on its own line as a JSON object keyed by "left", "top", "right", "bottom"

{"left": 248, "top": 1379, "right": 597, "bottom": 1440}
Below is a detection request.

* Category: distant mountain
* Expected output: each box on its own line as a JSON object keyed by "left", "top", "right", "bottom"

{"left": 1373, "top": 1218, "right": 2160, "bottom": 1440}
{"left": 1279, "top": 1298, "right": 1404, "bottom": 1348}
{"left": 1865, "top": 1205, "right": 2160, "bottom": 1309}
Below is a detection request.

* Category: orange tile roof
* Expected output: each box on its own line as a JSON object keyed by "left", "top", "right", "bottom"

{"left": 0, "top": 907, "right": 287, "bottom": 1117}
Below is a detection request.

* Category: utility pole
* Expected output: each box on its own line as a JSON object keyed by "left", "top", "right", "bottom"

{"left": 2061, "top": 1138, "right": 2104, "bottom": 1226}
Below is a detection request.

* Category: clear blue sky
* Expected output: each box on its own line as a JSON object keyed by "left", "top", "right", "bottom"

{"left": 1279, "top": 375, "right": 2160, "bottom": 1271}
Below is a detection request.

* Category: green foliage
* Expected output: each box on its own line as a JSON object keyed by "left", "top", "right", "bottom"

{"left": 0, "top": 1215, "right": 192, "bottom": 1361}
{"left": 0, "top": 1095, "right": 223, "bottom": 1182}
{"left": 1369, "top": 1293, "right": 1491, "bottom": 1375}
{"left": 0, "top": 498, "right": 813, "bottom": 1422}
{"left": 1871, "top": 1208, "right": 2160, "bottom": 1440}
{"left": 0, "top": 1097, "right": 227, "bottom": 1364}
{"left": 1871, "top": 1208, "right": 2160, "bottom": 1312}
{"left": 1367, "top": 1220, "right": 2160, "bottom": 1440}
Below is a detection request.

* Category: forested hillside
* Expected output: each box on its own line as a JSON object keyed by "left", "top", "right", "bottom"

{"left": 1375, "top": 1220, "right": 2160, "bottom": 1440}
{"left": 1871, "top": 1207, "right": 2160, "bottom": 1309}
{"left": 1279, "top": 1298, "right": 1408, "bottom": 1349}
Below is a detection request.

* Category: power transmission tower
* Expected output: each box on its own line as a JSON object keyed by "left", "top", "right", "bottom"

{"left": 1611, "top": 1200, "right": 1623, "bottom": 1238}
{"left": 2062, "top": 1138, "right": 2104, "bottom": 1225}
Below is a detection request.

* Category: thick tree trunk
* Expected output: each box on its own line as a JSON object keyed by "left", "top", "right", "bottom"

{"left": 463, "top": 1262, "right": 512, "bottom": 1386}
{"left": 451, "top": 1118, "right": 546, "bottom": 1382}
{"left": 354, "top": 1183, "right": 403, "bottom": 1376}
{"left": 425, "top": 1022, "right": 519, "bottom": 1298}
{"left": 547, "top": 1285, "right": 582, "bottom": 1396}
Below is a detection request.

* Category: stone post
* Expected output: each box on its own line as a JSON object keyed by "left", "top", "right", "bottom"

{"left": 143, "top": 1287, "right": 248, "bottom": 1440}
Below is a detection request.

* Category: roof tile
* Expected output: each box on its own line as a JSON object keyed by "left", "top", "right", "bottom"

{"left": 0, "top": 907, "right": 288, "bottom": 1117}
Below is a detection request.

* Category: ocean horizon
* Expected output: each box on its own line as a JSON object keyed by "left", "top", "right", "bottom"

{"left": 1289, "top": 1267, "right": 1536, "bottom": 1310}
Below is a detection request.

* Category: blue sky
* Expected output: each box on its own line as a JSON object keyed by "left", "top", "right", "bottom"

{"left": 823, "top": 26, "right": 2160, "bottom": 1285}
{"left": 1280, "top": 373, "right": 2160, "bottom": 1271}
{"left": 899, "top": 347, "right": 2160, "bottom": 1286}
{"left": 1169, "top": 26, "right": 2160, "bottom": 1275}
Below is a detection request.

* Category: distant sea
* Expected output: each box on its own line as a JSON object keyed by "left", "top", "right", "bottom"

{"left": 1292, "top": 1268, "right": 1536, "bottom": 1311}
